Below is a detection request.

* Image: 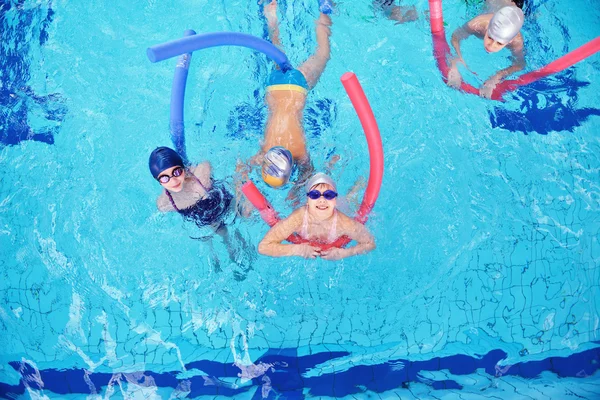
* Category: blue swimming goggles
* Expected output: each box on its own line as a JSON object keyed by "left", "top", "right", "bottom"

{"left": 307, "top": 189, "right": 338, "bottom": 200}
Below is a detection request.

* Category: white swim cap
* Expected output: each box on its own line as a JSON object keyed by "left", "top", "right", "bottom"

{"left": 262, "top": 146, "right": 293, "bottom": 188}
{"left": 488, "top": 6, "right": 524, "bottom": 45}
{"left": 305, "top": 172, "right": 337, "bottom": 192}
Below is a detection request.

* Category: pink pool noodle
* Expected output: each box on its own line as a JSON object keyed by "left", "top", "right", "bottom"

{"left": 490, "top": 37, "right": 600, "bottom": 100}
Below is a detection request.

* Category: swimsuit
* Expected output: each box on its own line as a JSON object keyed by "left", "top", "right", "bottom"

{"left": 300, "top": 207, "right": 339, "bottom": 243}
{"left": 266, "top": 68, "right": 309, "bottom": 95}
{"left": 166, "top": 175, "right": 232, "bottom": 228}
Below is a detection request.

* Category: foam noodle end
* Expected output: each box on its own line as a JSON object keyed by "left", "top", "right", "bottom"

{"left": 341, "top": 72, "right": 356, "bottom": 83}
{"left": 147, "top": 48, "right": 157, "bottom": 63}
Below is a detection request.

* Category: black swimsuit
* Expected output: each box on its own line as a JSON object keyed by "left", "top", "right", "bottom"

{"left": 166, "top": 175, "right": 232, "bottom": 228}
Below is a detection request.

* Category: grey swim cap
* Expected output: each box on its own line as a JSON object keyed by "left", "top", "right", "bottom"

{"left": 488, "top": 6, "right": 524, "bottom": 45}
{"left": 305, "top": 172, "right": 337, "bottom": 192}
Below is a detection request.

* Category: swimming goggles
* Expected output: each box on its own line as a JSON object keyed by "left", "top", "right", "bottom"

{"left": 307, "top": 189, "right": 338, "bottom": 200}
{"left": 157, "top": 166, "right": 184, "bottom": 183}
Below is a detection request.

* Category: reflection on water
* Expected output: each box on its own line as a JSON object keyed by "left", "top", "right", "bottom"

{"left": 0, "top": 0, "right": 66, "bottom": 146}
{"left": 490, "top": 70, "right": 600, "bottom": 135}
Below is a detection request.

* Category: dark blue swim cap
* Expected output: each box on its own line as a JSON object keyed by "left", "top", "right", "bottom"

{"left": 149, "top": 147, "right": 184, "bottom": 179}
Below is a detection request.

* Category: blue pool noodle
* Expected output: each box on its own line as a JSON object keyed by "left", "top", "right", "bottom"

{"left": 169, "top": 29, "right": 196, "bottom": 165}
{"left": 147, "top": 31, "right": 293, "bottom": 72}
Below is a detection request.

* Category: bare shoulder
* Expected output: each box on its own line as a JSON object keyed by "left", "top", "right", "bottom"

{"left": 508, "top": 33, "right": 524, "bottom": 51}
{"left": 191, "top": 162, "right": 210, "bottom": 177}
{"left": 157, "top": 193, "right": 174, "bottom": 212}
{"left": 287, "top": 207, "right": 305, "bottom": 226}
{"left": 191, "top": 162, "right": 212, "bottom": 189}
{"left": 467, "top": 14, "right": 492, "bottom": 34}
{"left": 337, "top": 211, "right": 362, "bottom": 231}
{"left": 264, "top": 207, "right": 304, "bottom": 240}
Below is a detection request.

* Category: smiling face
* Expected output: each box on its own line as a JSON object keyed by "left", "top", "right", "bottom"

{"left": 158, "top": 166, "right": 186, "bottom": 193}
{"left": 306, "top": 183, "right": 337, "bottom": 220}
{"left": 483, "top": 30, "right": 508, "bottom": 53}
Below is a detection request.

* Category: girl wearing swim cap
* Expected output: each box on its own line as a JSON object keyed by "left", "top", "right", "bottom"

{"left": 149, "top": 147, "right": 227, "bottom": 220}
{"left": 258, "top": 173, "right": 375, "bottom": 260}
{"left": 448, "top": 1, "right": 525, "bottom": 98}
{"left": 149, "top": 147, "right": 253, "bottom": 275}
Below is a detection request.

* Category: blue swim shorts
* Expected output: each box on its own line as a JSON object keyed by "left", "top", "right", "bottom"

{"left": 266, "top": 68, "right": 309, "bottom": 94}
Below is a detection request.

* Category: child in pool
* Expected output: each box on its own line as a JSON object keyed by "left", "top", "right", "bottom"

{"left": 237, "top": 0, "right": 333, "bottom": 195}
{"left": 149, "top": 147, "right": 252, "bottom": 278}
{"left": 448, "top": 0, "right": 525, "bottom": 98}
{"left": 258, "top": 173, "right": 375, "bottom": 260}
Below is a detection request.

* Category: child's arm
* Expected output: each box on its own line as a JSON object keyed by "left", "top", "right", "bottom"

{"left": 258, "top": 209, "right": 321, "bottom": 258}
{"left": 191, "top": 162, "right": 213, "bottom": 189}
{"left": 451, "top": 20, "right": 479, "bottom": 61}
{"left": 320, "top": 214, "right": 375, "bottom": 260}
{"left": 264, "top": 0, "right": 282, "bottom": 49}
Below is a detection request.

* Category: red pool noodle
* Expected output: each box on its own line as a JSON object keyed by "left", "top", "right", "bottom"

{"left": 241, "top": 181, "right": 279, "bottom": 227}
{"left": 491, "top": 37, "right": 600, "bottom": 100}
{"left": 242, "top": 72, "right": 384, "bottom": 251}
{"left": 428, "top": 0, "right": 480, "bottom": 96}
{"left": 428, "top": 0, "right": 600, "bottom": 100}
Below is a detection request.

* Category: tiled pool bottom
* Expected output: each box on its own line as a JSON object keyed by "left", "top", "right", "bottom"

{"left": 1, "top": 346, "right": 599, "bottom": 399}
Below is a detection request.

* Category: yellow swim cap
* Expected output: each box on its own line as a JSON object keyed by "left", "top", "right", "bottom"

{"left": 262, "top": 146, "right": 293, "bottom": 188}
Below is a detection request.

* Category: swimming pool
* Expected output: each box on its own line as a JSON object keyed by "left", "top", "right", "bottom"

{"left": 1, "top": 0, "right": 599, "bottom": 398}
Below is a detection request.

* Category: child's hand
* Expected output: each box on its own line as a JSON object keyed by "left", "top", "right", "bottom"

{"left": 263, "top": 0, "right": 278, "bottom": 26}
{"left": 447, "top": 58, "right": 463, "bottom": 89}
{"left": 480, "top": 76, "right": 501, "bottom": 99}
{"left": 320, "top": 247, "right": 346, "bottom": 260}
{"left": 235, "top": 160, "right": 251, "bottom": 180}
{"left": 295, "top": 243, "right": 321, "bottom": 259}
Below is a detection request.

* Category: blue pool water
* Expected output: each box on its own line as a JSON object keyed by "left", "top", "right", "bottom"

{"left": 1, "top": 0, "right": 599, "bottom": 398}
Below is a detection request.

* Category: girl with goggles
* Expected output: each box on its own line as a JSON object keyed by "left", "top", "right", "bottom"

{"left": 258, "top": 173, "right": 375, "bottom": 260}
{"left": 149, "top": 147, "right": 253, "bottom": 277}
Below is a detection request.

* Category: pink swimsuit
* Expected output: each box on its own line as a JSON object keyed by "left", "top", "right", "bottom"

{"left": 300, "top": 207, "right": 339, "bottom": 243}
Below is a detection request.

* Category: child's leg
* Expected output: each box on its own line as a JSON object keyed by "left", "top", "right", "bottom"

{"left": 297, "top": 12, "right": 332, "bottom": 90}
{"left": 264, "top": 0, "right": 282, "bottom": 50}
{"left": 215, "top": 223, "right": 254, "bottom": 281}
{"left": 204, "top": 236, "right": 222, "bottom": 272}
{"left": 214, "top": 224, "right": 238, "bottom": 263}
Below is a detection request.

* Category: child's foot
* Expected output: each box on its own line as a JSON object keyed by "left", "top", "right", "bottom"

{"left": 264, "top": 0, "right": 278, "bottom": 27}
{"left": 318, "top": 0, "right": 334, "bottom": 15}
{"left": 316, "top": 11, "right": 333, "bottom": 28}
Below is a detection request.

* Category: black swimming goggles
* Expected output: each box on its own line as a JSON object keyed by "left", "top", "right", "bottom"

{"left": 157, "top": 167, "right": 184, "bottom": 184}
